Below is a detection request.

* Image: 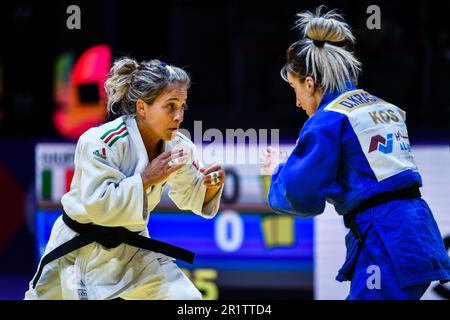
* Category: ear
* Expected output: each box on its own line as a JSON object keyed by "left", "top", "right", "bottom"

{"left": 304, "top": 76, "right": 316, "bottom": 94}
{"left": 136, "top": 99, "right": 146, "bottom": 117}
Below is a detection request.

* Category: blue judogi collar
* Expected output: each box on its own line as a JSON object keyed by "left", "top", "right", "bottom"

{"left": 315, "top": 81, "right": 357, "bottom": 114}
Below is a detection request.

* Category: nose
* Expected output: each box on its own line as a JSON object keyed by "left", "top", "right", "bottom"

{"left": 173, "top": 109, "right": 184, "bottom": 123}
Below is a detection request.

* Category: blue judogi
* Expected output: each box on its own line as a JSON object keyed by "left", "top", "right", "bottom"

{"left": 268, "top": 82, "right": 450, "bottom": 299}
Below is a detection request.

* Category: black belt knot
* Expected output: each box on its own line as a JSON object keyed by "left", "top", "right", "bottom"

{"left": 95, "top": 227, "right": 127, "bottom": 249}
{"left": 63, "top": 215, "right": 133, "bottom": 249}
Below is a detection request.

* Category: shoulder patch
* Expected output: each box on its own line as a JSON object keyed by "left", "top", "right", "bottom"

{"left": 100, "top": 121, "right": 128, "bottom": 147}
{"left": 326, "top": 89, "right": 387, "bottom": 113}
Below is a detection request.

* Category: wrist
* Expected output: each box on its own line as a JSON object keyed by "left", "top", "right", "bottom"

{"left": 141, "top": 172, "right": 155, "bottom": 189}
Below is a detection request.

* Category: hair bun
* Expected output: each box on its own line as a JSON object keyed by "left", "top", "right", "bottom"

{"left": 111, "top": 57, "right": 139, "bottom": 76}
{"left": 295, "top": 6, "right": 355, "bottom": 44}
{"left": 281, "top": 6, "right": 361, "bottom": 93}
{"left": 104, "top": 57, "right": 139, "bottom": 116}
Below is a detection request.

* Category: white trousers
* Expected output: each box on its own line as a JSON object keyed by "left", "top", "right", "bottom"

{"left": 24, "top": 216, "right": 202, "bottom": 300}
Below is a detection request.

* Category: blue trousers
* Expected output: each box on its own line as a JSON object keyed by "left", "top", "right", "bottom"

{"left": 337, "top": 198, "right": 450, "bottom": 300}
{"left": 346, "top": 227, "right": 431, "bottom": 300}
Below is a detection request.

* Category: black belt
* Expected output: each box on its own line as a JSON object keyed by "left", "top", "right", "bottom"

{"left": 343, "top": 184, "right": 421, "bottom": 243}
{"left": 32, "top": 212, "right": 195, "bottom": 289}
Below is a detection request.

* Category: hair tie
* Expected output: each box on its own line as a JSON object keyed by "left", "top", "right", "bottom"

{"left": 313, "top": 40, "right": 325, "bottom": 47}
{"left": 160, "top": 61, "right": 173, "bottom": 73}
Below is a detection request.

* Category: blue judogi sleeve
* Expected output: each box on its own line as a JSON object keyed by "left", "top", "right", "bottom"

{"left": 268, "top": 111, "right": 344, "bottom": 216}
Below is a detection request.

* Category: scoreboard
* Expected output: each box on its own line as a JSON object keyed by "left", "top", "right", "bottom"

{"left": 35, "top": 142, "right": 314, "bottom": 299}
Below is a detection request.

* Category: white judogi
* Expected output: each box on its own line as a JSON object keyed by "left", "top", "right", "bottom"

{"left": 25, "top": 115, "right": 223, "bottom": 300}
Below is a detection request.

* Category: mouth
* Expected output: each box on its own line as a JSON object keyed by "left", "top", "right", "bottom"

{"left": 168, "top": 127, "right": 179, "bottom": 131}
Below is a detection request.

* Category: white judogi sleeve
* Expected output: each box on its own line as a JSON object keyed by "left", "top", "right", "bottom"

{"left": 75, "top": 130, "right": 147, "bottom": 227}
{"left": 167, "top": 143, "right": 223, "bottom": 218}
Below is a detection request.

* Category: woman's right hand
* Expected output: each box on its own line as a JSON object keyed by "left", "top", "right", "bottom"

{"left": 259, "top": 147, "right": 288, "bottom": 176}
{"left": 141, "top": 150, "right": 187, "bottom": 189}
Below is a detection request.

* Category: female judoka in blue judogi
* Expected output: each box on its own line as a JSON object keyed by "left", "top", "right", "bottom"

{"left": 268, "top": 7, "right": 450, "bottom": 299}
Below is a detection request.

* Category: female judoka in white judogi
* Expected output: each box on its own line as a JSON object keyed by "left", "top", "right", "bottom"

{"left": 25, "top": 58, "right": 225, "bottom": 300}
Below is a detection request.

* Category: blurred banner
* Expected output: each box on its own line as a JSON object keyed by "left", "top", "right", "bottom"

{"left": 53, "top": 45, "right": 111, "bottom": 139}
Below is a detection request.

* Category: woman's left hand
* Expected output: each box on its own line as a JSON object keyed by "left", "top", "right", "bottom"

{"left": 200, "top": 164, "right": 225, "bottom": 189}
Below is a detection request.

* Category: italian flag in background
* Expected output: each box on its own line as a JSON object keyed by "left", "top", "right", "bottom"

{"left": 40, "top": 167, "right": 74, "bottom": 201}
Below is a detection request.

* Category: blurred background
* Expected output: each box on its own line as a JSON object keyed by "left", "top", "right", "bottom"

{"left": 0, "top": 0, "right": 449, "bottom": 300}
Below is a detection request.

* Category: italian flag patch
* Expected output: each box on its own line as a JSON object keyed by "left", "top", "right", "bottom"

{"left": 101, "top": 122, "right": 128, "bottom": 147}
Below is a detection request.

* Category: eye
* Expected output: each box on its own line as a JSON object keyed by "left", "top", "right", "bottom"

{"left": 166, "top": 103, "right": 176, "bottom": 111}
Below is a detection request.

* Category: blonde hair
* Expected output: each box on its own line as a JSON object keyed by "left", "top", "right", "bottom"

{"left": 104, "top": 57, "right": 190, "bottom": 116}
{"left": 281, "top": 6, "right": 362, "bottom": 93}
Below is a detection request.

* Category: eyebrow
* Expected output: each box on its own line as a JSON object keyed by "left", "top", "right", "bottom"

{"left": 165, "top": 97, "right": 181, "bottom": 102}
